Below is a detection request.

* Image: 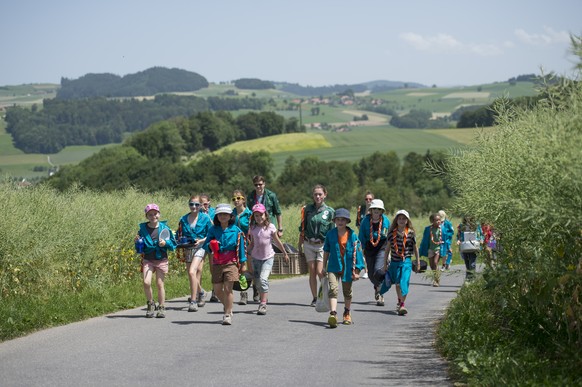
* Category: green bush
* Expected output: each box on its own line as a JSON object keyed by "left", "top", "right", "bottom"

{"left": 437, "top": 74, "right": 582, "bottom": 384}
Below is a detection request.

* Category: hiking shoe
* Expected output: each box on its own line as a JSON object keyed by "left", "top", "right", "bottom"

{"left": 257, "top": 303, "right": 267, "bottom": 315}
{"left": 328, "top": 312, "right": 338, "bottom": 328}
{"left": 146, "top": 301, "right": 155, "bottom": 318}
{"left": 222, "top": 314, "right": 232, "bottom": 325}
{"left": 342, "top": 311, "right": 352, "bottom": 325}
{"left": 398, "top": 304, "right": 408, "bottom": 316}
{"left": 376, "top": 294, "right": 385, "bottom": 306}
{"left": 239, "top": 291, "right": 248, "bottom": 305}
{"left": 188, "top": 301, "right": 198, "bottom": 312}
{"left": 209, "top": 291, "right": 219, "bottom": 303}
{"left": 197, "top": 290, "right": 207, "bottom": 307}
{"left": 156, "top": 304, "right": 166, "bottom": 318}
{"left": 445, "top": 264, "right": 450, "bottom": 270}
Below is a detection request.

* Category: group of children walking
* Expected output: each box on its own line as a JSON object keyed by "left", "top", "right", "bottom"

{"left": 135, "top": 189, "right": 288, "bottom": 326}
{"left": 135, "top": 185, "right": 484, "bottom": 328}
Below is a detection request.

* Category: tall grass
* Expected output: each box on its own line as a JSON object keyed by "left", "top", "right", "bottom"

{"left": 435, "top": 76, "right": 582, "bottom": 384}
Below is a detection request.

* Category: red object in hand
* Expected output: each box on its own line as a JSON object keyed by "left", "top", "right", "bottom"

{"left": 209, "top": 239, "right": 220, "bottom": 255}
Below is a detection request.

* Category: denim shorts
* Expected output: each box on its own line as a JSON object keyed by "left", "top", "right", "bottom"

{"left": 184, "top": 247, "right": 205, "bottom": 263}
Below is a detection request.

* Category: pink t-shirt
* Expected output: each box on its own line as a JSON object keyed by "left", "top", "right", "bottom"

{"left": 249, "top": 223, "right": 276, "bottom": 260}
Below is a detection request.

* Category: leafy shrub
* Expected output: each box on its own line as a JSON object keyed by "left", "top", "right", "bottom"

{"left": 438, "top": 75, "right": 582, "bottom": 384}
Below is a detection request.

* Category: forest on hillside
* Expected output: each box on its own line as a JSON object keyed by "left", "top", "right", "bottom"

{"left": 56, "top": 67, "right": 209, "bottom": 99}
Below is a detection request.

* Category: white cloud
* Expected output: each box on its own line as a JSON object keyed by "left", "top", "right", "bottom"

{"left": 399, "top": 32, "right": 503, "bottom": 56}
{"left": 514, "top": 26, "right": 570, "bottom": 46}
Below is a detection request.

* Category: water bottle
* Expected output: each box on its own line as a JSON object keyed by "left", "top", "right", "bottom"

{"left": 135, "top": 237, "right": 144, "bottom": 254}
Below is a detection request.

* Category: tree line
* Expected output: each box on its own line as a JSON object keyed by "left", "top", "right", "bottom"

{"left": 4, "top": 94, "right": 270, "bottom": 153}
{"left": 56, "top": 67, "right": 209, "bottom": 99}
{"left": 46, "top": 114, "right": 451, "bottom": 216}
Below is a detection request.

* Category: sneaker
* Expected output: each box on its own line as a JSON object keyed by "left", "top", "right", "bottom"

{"left": 253, "top": 286, "right": 260, "bottom": 302}
{"left": 188, "top": 301, "right": 198, "bottom": 312}
{"left": 361, "top": 270, "right": 369, "bottom": 279}
{"left": 239, "top": 291, "right": 248, "bottom": 305}
{"left": 145, "top": 301, "right": 155, "bottom": 318}
{"left": 197, "top": 290, "right": 207, "bottom": 307}
{"left": 374, "top": 290, "right": 380, "bottom": 302}
{"left": 156, "top": 304, "right": 166, "bottom": 318}
{"left": 328, "top": 312, "right": 338, "bottom": 328}
{"left": 342, "top": 310, "right": 352, "bottom": 325}
{"left": 222, "top": 314, "right": 232, "bottom": 325}
{"left": 396, "top": 299, "right": 402, "bottom": 311}
{"left": 440, "top": 265, "right": 445, "bottom": 272}
{"left": 445, "top": 264, "right": 450, "bottom": 270}
{"left": 209, "top": 291, "right": 219, "bottom": 303}
{"left": 310, "top": 297, "right": 317, "bottom": 307}
{"left": 257, "top": 303, "right": 267, "bottom": 315}
{"left": 432, "top": 280, "right": 440, "bottom": 287}
{"left": 398, "top": 304, "right": 408, "bottom": 316}
{"left": 376, "top": 294, "right": 385, "bottom": 307}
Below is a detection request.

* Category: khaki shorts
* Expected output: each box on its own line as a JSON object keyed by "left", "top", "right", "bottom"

{"left": 210, "top": 262, "right": 238, "bottom": 284}
{"left": 303, "top": 241, "right": 324, "bottom": 262}
{"left": 327, "top": 272, "right": 353, "bottom": 300}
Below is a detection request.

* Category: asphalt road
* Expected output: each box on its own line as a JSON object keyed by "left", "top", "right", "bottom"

{"left": 0, "top": 266, "right": 467, "bottom": 386}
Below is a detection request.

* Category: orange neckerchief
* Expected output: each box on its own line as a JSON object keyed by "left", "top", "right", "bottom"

{"left": 370, "top": 216, "right": 383, "bottom": 247}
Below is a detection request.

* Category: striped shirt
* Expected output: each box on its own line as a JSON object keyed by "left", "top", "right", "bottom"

{"left": 387, "top": 228, "right": 417, "bottom": 262}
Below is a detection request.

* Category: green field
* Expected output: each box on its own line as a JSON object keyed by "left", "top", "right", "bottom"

{"left": 221, "top": 125, "right": 480, "bottom": 173}
{"left": 0, "top": 80, "right": 530, "bottom": 180}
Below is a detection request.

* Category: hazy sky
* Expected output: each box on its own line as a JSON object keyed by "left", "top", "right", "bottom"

{"left": 2, "top": 0, "right": 580, "bottom": 87}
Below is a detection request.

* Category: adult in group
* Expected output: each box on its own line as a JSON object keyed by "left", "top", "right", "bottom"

{"left": 456, "top": 215, "right": 484, "bottom": 283}
{"left": 177, "top": 194, "right": 213, "bottom": 312}
{"left": 438, "top": 210, "right": 454, "bottom": 270}
{"left": 358, "top": 199, "right": 390, "bottom": 306}
{"left": 355, "top": 191, "right": 374, "bottom": 228}
{"left": 298, "top": 184, "right": 335, "bottom": 306}
{"left": 231, "top": 189, "right": 253, "bottom": 305}
{"left": 246, "top": 175, "right": 284, "bottom": 239}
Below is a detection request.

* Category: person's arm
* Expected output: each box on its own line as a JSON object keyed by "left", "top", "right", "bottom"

{"left": 272, "top": 228, "right": 289, "bottom": 261}
{"left": 276, "top": 214, "right": 283, "bottom": 237}
{"left": 321, "top": 251, "right": 329, "bottom": 278}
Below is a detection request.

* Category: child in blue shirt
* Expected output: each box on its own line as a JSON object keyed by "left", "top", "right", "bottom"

{"left": 321, "top": 208, "right": 365, "bottom": 328}
{"left": 136, "top": 203, "right": 177, "bottom": 318}
{"left": 203, "top": 203, "right": 247, "bottom": 325}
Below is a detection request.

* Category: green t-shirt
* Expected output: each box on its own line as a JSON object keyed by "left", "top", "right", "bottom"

{"left": 300, "top": 203, "right": 335, "bottom": 241}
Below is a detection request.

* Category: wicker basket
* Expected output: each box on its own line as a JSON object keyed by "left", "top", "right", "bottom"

{"left": 271, "top": 253, "right": 308, "bottom": 275}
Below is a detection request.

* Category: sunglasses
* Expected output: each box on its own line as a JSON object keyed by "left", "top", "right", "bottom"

{"left": 231, "top": 196, "right": 245, "bottom": 202}
{"left": 254, "top": 183, "right": 264, "bottom": 187}
{"left": 189, "top": 202, "right": 201, "bottom": 207}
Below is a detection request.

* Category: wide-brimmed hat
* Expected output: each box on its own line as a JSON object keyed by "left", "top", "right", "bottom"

{"left": 214, "top": 203, "right": 232, "bottom": 215}
{"left": 369, "top": 199, "right": 385, "bottom": 211}
{"left": 333, "top": 208, "right": 351, "bottom": 223}
{"left": 395, "top": 209, "right": 410, "bottom": 220}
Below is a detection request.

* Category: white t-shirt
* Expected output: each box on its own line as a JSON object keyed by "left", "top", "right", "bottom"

{"left": 249, "top": 223, "right": 276, "bottom": 260}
